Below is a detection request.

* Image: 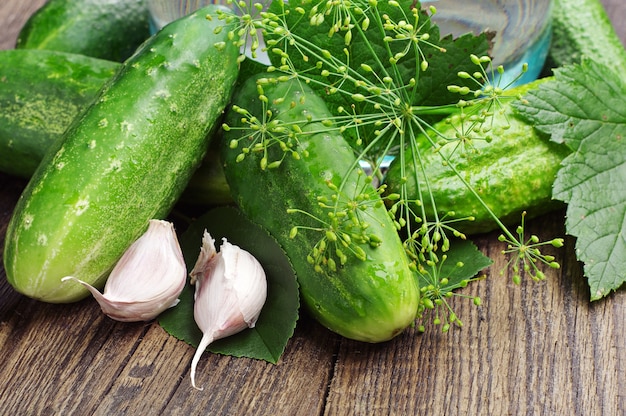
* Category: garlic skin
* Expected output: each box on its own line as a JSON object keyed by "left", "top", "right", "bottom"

{"left": 189, "top": 231, "right": 267, "bottom": 390}
{"left": 62, "top": 219, "right": 186, "bottom": 322}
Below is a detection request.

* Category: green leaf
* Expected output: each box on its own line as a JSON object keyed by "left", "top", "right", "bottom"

{"left": 266, "top": 0, "right": 490, "bottom": 109}
{"left": 407, "top": 31, "right": 494, "bottom": 107}
{"left": 515, "top": 58, "right": 626, "bottom": 300}
{"left": 442, "top": 240, "right": 493, "bottom": 284}
{"left": 159, "top": 206, "right": 299, "bottom": 363}
{"left": 418, "top": 239, "right": 492, "bottom": 290}
{"left": 264, "top": 0, "right": 491, "bottom": 157}
{"left": 416, "top": 239, "right": 491, "bottom": 330}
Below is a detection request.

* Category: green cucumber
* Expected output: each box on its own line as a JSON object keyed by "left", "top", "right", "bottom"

{"left": 0, "top": 53, "right": 232, "bottom": 204}
{"left": 178, "top": 139, "right": 234, "bottom": 207}
{"left": 0, "top": 49, "right": 120, "bottom": 178}
{"left": 0, "top": 48, "right": 239, "bottom": 204}
{"left": 221, "top": 74, "right": 420, "bottom": 342}
{"left": 0, "top": 48, "right": 238, "bottom": 205}
{"left": 546, "top": 0, "right": 626, "bottom": 75}
{"left": 16, "top": 0, "right": 151, "bottom": 62}
{"left": 3, "top": 6, "right": 240, "bottom": 303}
{"left": 383, "top": 79, "right": 571, "bottom": 235}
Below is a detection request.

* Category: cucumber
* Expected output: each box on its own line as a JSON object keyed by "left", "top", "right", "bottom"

{"left": 545, "top": 0, "right": 626, "bottom": 75}
{"left": 178, "top": 139, "right": 234, "bottom": 207}
{"left": 221, "top": 74, "right": 420, "bottom": 342}
{"left": 0, "top": 49, "right": 239, "bottom": 205}
{"left": 0, "top": 49, "right": 120, "bottom": 178}
{"left": 383, "top": 79, "right": 571, "bottom": 235}
{"left": 3, "top": 6, "right": 241, "bottom": 303}
{"left": 16, "top": 0, "right": 151, "bottom": 62}
{"left": 0, "top": 48, "right": 240, "bottom": 203}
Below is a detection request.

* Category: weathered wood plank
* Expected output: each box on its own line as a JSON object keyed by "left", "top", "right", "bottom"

{"left": 160, "top": 317, "right": 339, "bottom": 416}
{"left": 1, "top": 1, "right": 625, "bottom": 415}
{"left": 0, "top": 297, "right": 143, "bottom": 414}
{"left": 326, "top": 214, "right": 626, "bottom": 415}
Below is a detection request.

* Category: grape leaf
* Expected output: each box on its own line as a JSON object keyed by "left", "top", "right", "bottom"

{"left": 514, "top": 58, "right": 626, "bottom": 300}
{"left": 159, "top": 206, "right": 299, "bottom": 363}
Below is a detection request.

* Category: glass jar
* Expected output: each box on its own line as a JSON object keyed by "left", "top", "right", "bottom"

{"left": 148, "top": 0, "right": 553, "bottom": 86}
{"left": 423, "top": 0, "right": 553, "bottom": 86}
{"left": 147, "top": 0, "right": 222, "bottom": 34}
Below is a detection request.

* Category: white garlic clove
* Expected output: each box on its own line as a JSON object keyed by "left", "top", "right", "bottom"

{"left": 62, "top": 219, "right": 187, "bottom": 322}
{"left": 189, "top": 231, "right": 267, "bottom": 390}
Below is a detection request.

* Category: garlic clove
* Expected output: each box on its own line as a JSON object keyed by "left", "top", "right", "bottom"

{"left": 189, "top": 231, "right": 267, "bottom": 390}
{"left": 62, "top": 219, "right": 186, "bottom": 322}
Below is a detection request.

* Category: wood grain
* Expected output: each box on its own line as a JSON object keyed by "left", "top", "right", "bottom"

{"left": 0, "top": 1, "right": 625, "bottom": 415}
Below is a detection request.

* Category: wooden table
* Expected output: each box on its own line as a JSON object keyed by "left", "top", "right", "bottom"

{"left": 1, "top": 1, "right": 625, "bottom": 414}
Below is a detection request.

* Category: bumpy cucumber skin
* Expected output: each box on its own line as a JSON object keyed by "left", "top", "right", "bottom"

{"left": 384, "top": 80, "right": 571, "bottom": 235}
{"left": 16, "top": 0, "right": 151, "bottom": 62}
{"left": 546, "top": 0, "right": 626, "bottom": 75}
{"left": 0, "top": 50, "right": 233, "bottom": 203}
{"left": 0, "top": 49, "right": 233, "bottom": 206}
{"left": 3, "top": 6, "right": 240, "bottom": 303}
{"left": 0, "top": 49, "right": 120, "bottom": 178}
{"left": 222, "top": 74, "right": 419, "bottom": 343}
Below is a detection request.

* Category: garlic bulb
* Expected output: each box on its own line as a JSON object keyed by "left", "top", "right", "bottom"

{"left": 62, "top": 219, "right": 186, "bottom": 322}
{"left": 189, "top": 231, "right": 267, "bottom": 390}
